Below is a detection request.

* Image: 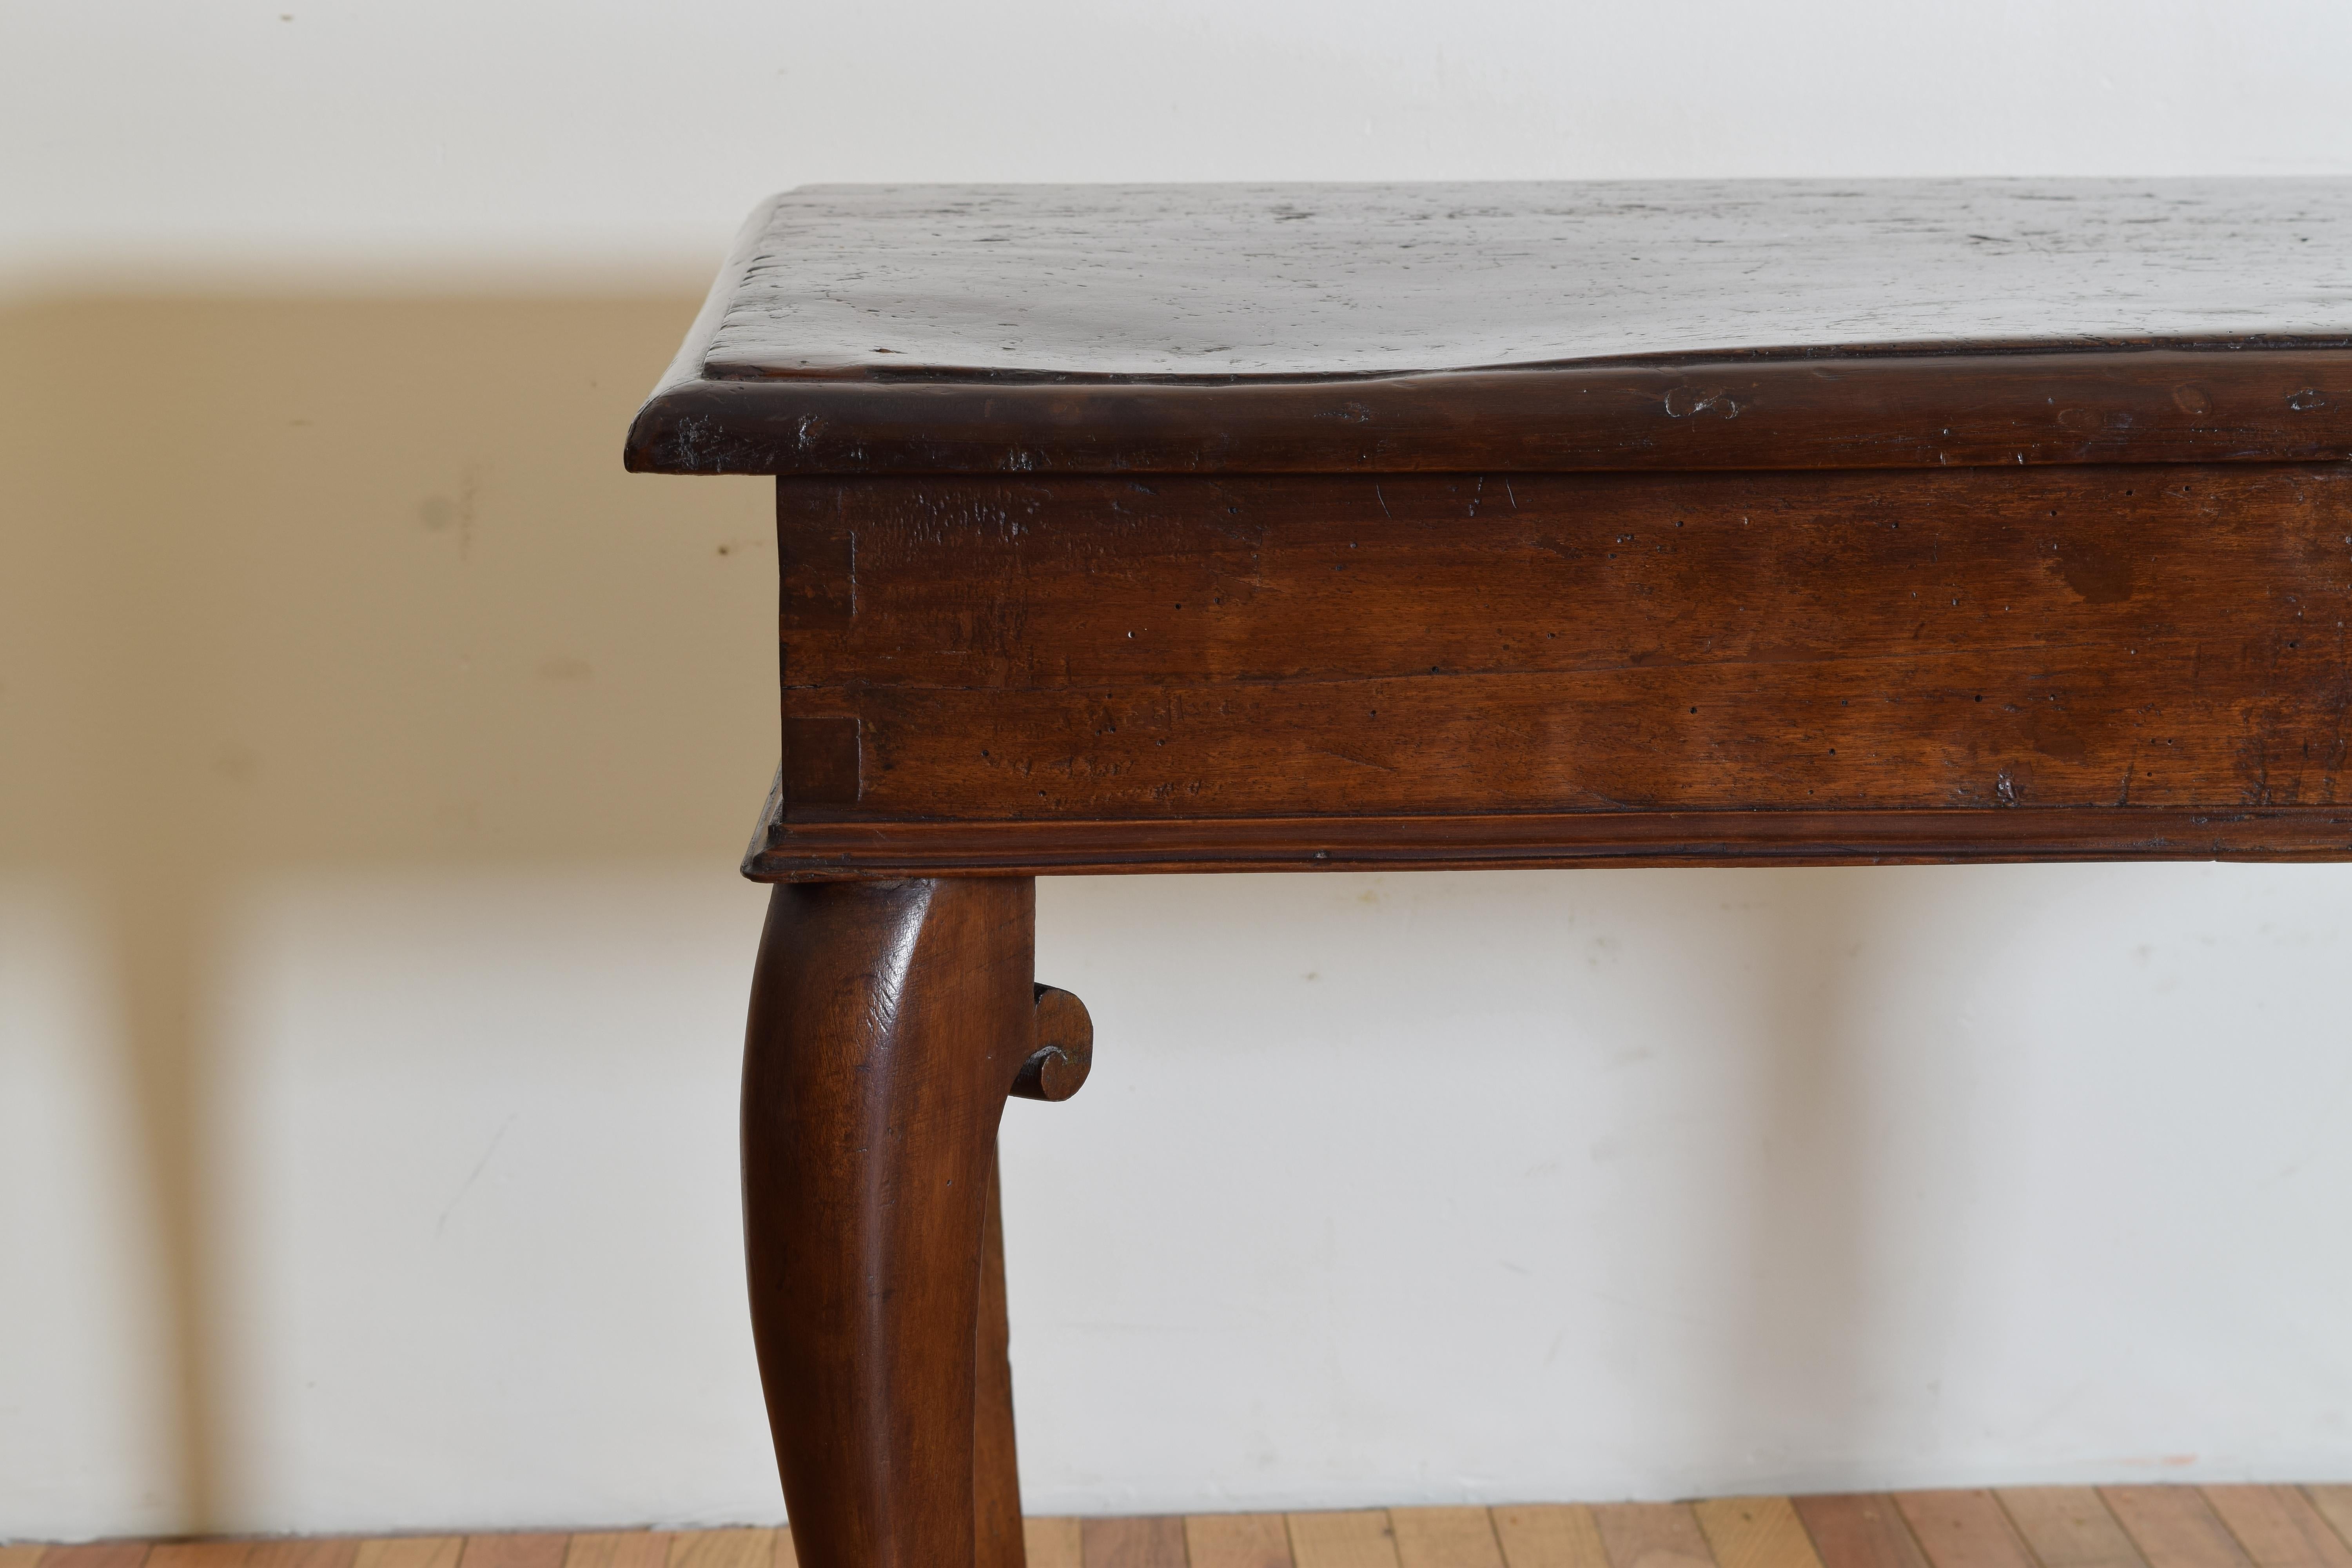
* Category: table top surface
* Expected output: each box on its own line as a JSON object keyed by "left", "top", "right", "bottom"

{"left": 704, "top": 180, "right": 2352, "bottom": 380}
{"left": 629, "top": 180, "right": 2352, "bottom": 477}
{"left": 614, "top": 184, "right": 2352, "bottom": 875}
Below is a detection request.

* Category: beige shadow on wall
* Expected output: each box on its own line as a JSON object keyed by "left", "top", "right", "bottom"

{"left": 3, "top": 292, "right": 1916, "bottom": 1531}
{"left": 0, "top": 293, "right": 778, "bottom": 1528}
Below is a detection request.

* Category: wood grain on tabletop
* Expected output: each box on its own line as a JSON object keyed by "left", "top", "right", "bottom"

{"left": 1081, "top": 1517, "right": 1187, "bottom": 1568}
{"left": 1592, "top": 1505, "right": 1716, "bottom": 1568}
{"left": 1694, "top": 1498, "right": 1827, "bottom": 1568}
{"left": 1999, "top": 1490, "right": 2152, "bottom": 1568}
{"left": 1185, "top": 1515, "right": 1294, "bottom": 1568}
{"left": 2200, "top": 1487, "right": 2352, "bottom": 1568}
{"left": 2101, "top": 1490, "right": 2256, "bottom": 1568}
{"left": 1793, "top": 1496, "right": 1934, "bottom": 1568}
{"left": 1493, "top": 1506, "right": 1612, "bottom": 1568}
{"left": 1895, "top": 1493, "right": 2038, "bottom": 1568}
{"left": 626, "top": 181, "right": 2352, "bottom": 478}
{"left": 702, "top": 183, "right": 2352, "bottom": 381}
{"left": 1288, "top": 1512, "right": 1403, "bottom": 1568}
{"left": 1391, "top": 1508, "right": 1506, "bottom": 1568}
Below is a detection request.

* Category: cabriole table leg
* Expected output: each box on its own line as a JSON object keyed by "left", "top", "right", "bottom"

{"left": 740, "top": 877, "right": 1037, "bottom": 1568}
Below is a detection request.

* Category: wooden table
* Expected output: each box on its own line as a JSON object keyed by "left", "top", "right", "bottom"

{"left": 627, "top": 181, "right": 2352, "bottom": 1568}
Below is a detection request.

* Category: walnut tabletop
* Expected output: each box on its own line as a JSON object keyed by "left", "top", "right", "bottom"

{"left": 629, "top": 181, "right": 2352, "bottom": 1568}
{"left": 631, "top": 180, "right": 2352, "bottom": 879}
{"left": 630, "top": 180, "right": 2352, "bottom": 477}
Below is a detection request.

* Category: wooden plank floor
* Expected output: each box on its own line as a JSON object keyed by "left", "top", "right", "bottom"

{"left": 7, "top": 1490, "right": 2350, "bottom": 1568}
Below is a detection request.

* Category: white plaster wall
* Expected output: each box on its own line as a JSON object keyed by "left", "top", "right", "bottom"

{"left": 0, "top": 884, "right": 183, "bottom": 1535}
{"left": 5, "top": 0, "right": 2352, "bottom": 1544}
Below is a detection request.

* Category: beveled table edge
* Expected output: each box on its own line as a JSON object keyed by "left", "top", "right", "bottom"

{"left": 627, "top": 195, "right": 2352, "bottom": 477}
{"left": 630, "top": 347, "right": 2352, "bottom": 477}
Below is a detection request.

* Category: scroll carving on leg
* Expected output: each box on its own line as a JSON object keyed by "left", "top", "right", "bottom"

{"left": 740, "top": 876, "right": 1093, "bottom": 1568}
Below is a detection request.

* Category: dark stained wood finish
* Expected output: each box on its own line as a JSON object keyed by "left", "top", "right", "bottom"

{"left": 749, "top": 804, "right": 2352, "bottom": 878}
{"left": 630, "top": 182, "right": 2352, "bottom": 1568}
{"left": 629, "top": 182, "right": 2352, "bottom": 478}
{"left": 745, "top": 464, "right": 2352, "bottom": 878}
{"left": 975, "top": 1160, "right": 1024, "bottom": 1568}
{"left": 741, "top": 878, "right": 1037, "bottom": 1568}
{"left": 1014, "top": 985, "right": 1093, "bottom": 1102}
{"left": 631, "top": 349, "right": 2352, "bottom": 479}
{"left": 703, "top": 183, "right": 2352, "bottom": 379}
